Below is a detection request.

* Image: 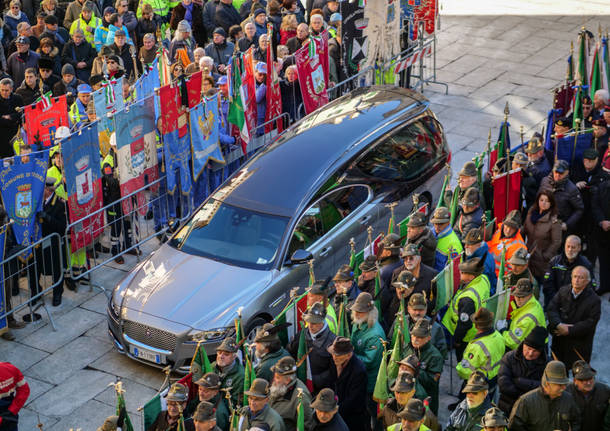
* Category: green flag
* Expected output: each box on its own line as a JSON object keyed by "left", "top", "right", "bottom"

{"left": 337, "top": 297, "right": 350, "bottom": 338}
{"left": 449, "top": 184, "right": 459, "bottom": 226}
{"left": 373, "top": 349, "right": 390, "bottom": 405}
{"left": 116, "top": 391, "right": 134, "bottom": 431}
{"left": 228, "top": 55, "right": 249, "bottom": 143}
{"left": 297, "top": 329, "right": 308, "bottom": 383}
{"left": 432, "top": 264, "right": 453, "bottom": 314}
{"left": 374, "top": 273, "right": 382, "bottom": 321}
{"left": 435, "top": 174, "right": 449, "bottom": 211}
{"left": 142, "top": 394, "right": 163, "bottom": 430}
{"left": 484, "top": 289, "right": 511, "bottom": 324}
{"left": 388, "top": 326, "right": 404, "bottom": 380}
{"left": 591, "top": 45, "right": 602, "bottom": 99}
{"left": 296, "top": 393, "right": 305, "bottom": 431}
{"left": 191, "top": 342, "right": 214, "bottom": 382}
{"left": 242, "top": 353, "right": 256, "bottom": 406}
{"left": 576, "top": 30, "right": 589, "bottom": 87}
{"left": 351, "top": 249, "right": 365, "bottom": 279}
{"left": 397, "top": 215, "right": 410, "bottom": 242}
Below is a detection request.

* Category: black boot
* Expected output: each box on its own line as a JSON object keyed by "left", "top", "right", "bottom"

{"left": 65, "top": 277, "right": 77, "bottom": 291}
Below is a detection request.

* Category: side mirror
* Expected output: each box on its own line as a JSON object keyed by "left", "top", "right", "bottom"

{"left": 289, "top": 249, "right": 313, "bottom": 265}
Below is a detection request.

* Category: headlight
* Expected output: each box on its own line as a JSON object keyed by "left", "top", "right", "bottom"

{"left": 109, "top": 286, "right": 122, "bottom": 318}
{"left": 189, "top": 327, "right": 235, "bottom": 343}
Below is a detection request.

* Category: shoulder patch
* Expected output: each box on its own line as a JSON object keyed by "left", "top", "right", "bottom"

{"left": 468, "top": 352, "right": 474, "bottom": 359}
{"left": 514, "top": 328, "right": 523, "bottom": 337}
{"left": 460, "top": 359, "right": 469, "bottom": 367}
{"left": 460, "top": 312, "right": 469, "bottom": 322}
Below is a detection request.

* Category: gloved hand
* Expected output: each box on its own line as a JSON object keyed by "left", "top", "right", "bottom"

{"left": 495, "top": 319, "right": 508, "bottom": 332}
{"left": 36, "top": 211, "right": 50, "bottom": 224}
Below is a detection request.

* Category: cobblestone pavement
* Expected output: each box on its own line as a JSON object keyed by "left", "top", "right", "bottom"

{"left": 1, "top": 3, "right": 610, "bottom": 430}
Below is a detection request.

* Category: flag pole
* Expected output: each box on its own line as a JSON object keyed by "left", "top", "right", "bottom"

{"left": 572, "top": 118, "right": 581, "bottom": 165}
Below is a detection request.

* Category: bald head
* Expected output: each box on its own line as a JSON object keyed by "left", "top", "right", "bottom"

{"left": 571, "top": 265, "right": 590, "bottom": 293}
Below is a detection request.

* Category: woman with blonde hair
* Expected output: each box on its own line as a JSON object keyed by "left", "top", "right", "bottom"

{"left": 279, "top": 13, "right": 296, "bottom": 45}
{"left": 38, "top": 0, "right": 65, "bottom": 26}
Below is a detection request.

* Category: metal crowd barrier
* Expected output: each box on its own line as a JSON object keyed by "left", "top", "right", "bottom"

{"left": 327, "top": 65, "right": 376, "bottom": 102}
{"left": 0, "top": 232, "right": 64, "bottom": 329}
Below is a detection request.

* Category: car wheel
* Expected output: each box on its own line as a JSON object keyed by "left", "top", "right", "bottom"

{"left": 245, "top": 316, "right": 268, "bottom": 346}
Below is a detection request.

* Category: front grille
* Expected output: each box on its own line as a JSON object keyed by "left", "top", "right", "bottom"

{"left": 122, "top": 320, "right": 177, "bottom": 352}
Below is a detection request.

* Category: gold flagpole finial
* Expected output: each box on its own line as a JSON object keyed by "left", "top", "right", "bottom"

{"left": 349, "top": 237, "right": 355, "bottom": 254}
{"left": 503, "top": 101, "right": 510, "bottom": 121}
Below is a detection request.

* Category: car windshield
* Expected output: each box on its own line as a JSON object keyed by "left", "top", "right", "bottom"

{"left": 169, "top": 199, "right": 289, "bottom": 269}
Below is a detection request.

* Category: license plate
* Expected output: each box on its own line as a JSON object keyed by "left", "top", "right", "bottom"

{"left": 131, "top": 346, "right": 166, "bottom": 364}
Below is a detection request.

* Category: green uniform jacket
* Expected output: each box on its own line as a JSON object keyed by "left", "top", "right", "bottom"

{"left": 212, "top": 393, "right": 230, "bottom": 431}
{"left": 456, "top": 329, "right": 504, "bottom": 381}
{"left": 254, "top": 348, "right": 290, "bottom": 384}
{"left": 503, "top": 296, "right": 546, "bottom": 351}
{"left": 404, "top": 341, "right": 443, "bottom": 415}
{"left": 441, "top": 274, "right": 490, "bottom": 342}
{"left": 351, "top": 320, "right": 386, "bottom": 393}
{"left": 269, "top": 378, "right": 313, "bottom": 431}
{"left": 213, "top": 359, "right": 245, "bottom": 409}
{"left": 239, "top": 404, "right": 286, "bottom": 431}
{"left": 387, "top": 423, "right": 431, "bottom": 431}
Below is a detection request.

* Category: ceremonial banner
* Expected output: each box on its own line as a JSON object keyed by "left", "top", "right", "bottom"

{"left": 186, "top": 70, "right": 203, "bottom": 108}
{"left": 159, "top": 84, "right": 180, "bottom": 133}
{"left": 555, "top": 133, "right": 593, "bottom": 166}
{"left": 341, "top": 1, "right": 367, "bottom": 78}
{"left": 0, "top": 151, "right": 48, "bottom": 247}
{"left": 228, "top": 55, "right": 250, "bottom": 148}
{"left": 62, "top": 123, "right": 104, "bottom": 252}
{"left": 93, "top": 78, "right": 124, "bottom": 133}
{"left": 242, "top": 48, "right": 258, "bottom": 140}
{"left": 115, "top": 96, "right": 160, "bottom": 215}
{"left": 492, "top": 168, "right": 521, "bottom": 222}
{"left": 362, "top": 0, "right": 401, "bottom": 70}
{"left": 164, "top": 130, "right": 193, "bottom": 195}
{"left": 485, "top": 288, "right": 511, "bottom": 325}
{"left": 410, "top": 0, "right": 437, "bottom": 40}
{"left": 135, "top": 59, "right": 160, "bottom": 101}
{"left": 189, "top": 96, "right": 225, "bottom": 181}
{"left": 295, "top": 32, "right": 330, "bottom": 115}
{"left": 265, "top": 26, "right": 283, "bottom": 133}
{"left": 23, "top": 95, "right": 69, "bottom": 148}
{"left": 0, "top": 225, "right": 6, "bottom": 334}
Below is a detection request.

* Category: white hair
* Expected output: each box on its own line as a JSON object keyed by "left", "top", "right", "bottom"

{"left": 595, "top": 89, "right": 609, "bottom": 104}
{"left": 199, "top": 56, "right": 214, "bottom": 69}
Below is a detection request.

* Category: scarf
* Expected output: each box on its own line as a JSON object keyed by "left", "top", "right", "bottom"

{"left": 530, "top": 209, "right": 548, "bottom": 224}
{"left": 5, "top": 9, "right": 21, "bottom": 19}
{"left": 182, "top": 1, "right": 193, "bottom": 23}
{"left": 47, "top": 28, "right": 65, "bottom": 45}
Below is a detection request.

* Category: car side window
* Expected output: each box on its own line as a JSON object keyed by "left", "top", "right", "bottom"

{"left": 356, "top": 116, "right": 445, "bottom": 181}
{"left": 288, "top": 185, "right": 370, "bottom": 255}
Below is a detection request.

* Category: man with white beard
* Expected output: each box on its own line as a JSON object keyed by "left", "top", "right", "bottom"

{"left": 542, "top": 235, "right": 596, "bottom": 307}
{"left": 268, "top": 356, "right": 314, "bottom": 431}
{"left": 445, "top": 371, "right": 492, "bottom": 431}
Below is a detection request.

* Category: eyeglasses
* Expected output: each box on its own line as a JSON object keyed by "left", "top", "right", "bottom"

{"left": 11, "top": 6, "right": 19, "bottom": 9}
{"left": 107, "top": 60, "right": 116, "bottom": 64}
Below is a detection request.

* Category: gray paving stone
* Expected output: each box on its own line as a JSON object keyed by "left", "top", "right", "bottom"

{"left": 94, "top": 377, "right": 158, "bottom": 415}
{"left": 453, "top": 67, "right": 505, "bottom": 87}
{"left": 441, "top": 54, "right": 489, "bottom": 74}
{"left": 26, "top": 335, "right": 113, "bottom": 385}
{"left": 80, "top": 292, "right": 110, "bottom": 315}
{"left": 438, "top": 107, "right": 502, "bottom": 128}
{"left": 446, "top": 122, "right": 495, "bottom": 141}
{"left": 23, "top": 376, "right": 54, "bottom": 406}
{"left": 28, "top": 370, "right": 114, "bottom": 417}
{"left": 0, "top": 340, "right": 48, "bottom": 371}
{"left": 18, "top": 408, "right": 59, "bottom": 431}
{"left": 21, "top": 307, "right": 105, "bottom": 353}
{"left": 535, "top": 59, "right": 570, "bottom": 80}
{"left": 495, "top": 71, "right": 560, "bottom": 90}
{"left": 468, "top": 80, "right": 518, "bottom": 102}
{"left": 449, "top": 149, "right": 478, "bottom": 176}
{"left": 426, "top": 93, "right": 490, "bottom": 112}
{"left": 434, "top": 68, "right": 466, "bottom": 84}
{"left": 509, "top": 84, "right": 555, "bottom": 101}
{"left": 482, "top": 59, "right": 543, "bottom": 77}
{"left": 444, "top": 133, "right": 476, "bottom": 152}
{"left": 485, "top": 94, "right": 538, "bottom": 110}
{"left": 89, "top": 351, "right": 165, "bottom": 390}
{"left": 48, "top": 398, "right": 145, "bottom": 431}
{"left": 84, "top": 320, "right": 114, "bottom": 344}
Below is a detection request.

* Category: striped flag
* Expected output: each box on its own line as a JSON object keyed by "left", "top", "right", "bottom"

{"left": 39, "top": 91, "right": 52, "bottom": 110}
{"left": 297, "top": 330, "right": 314, "bottom": 392}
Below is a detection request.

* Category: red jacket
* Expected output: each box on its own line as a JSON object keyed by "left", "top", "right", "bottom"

{"left": 0, "top": 362, "right": 30, "bottom": 418}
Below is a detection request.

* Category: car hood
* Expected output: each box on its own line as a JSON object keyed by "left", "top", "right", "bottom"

{"left": 120, "top": 244, "right": 272, "bottom": 330}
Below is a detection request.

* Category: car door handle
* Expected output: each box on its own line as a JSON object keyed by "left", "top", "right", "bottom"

{"left": 359, "top": 214, "right": 373, "bottom": 225}
{"left": 319, "top": 246, "right": 333, "bottom": 257}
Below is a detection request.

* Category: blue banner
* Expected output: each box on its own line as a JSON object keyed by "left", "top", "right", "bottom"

{"left": 545, "top": 109, "right": 561, "bottom": 151}
{"left": 556, "top": 133, "right": 593, "bottom": 166}
{"left": 135, "top": 59, "right": 160, "bottom": 102}
{"left": 190, "top": 95, "right": 225, "bottom": 182}
{"left": 0, "top": 224, "right": 6, "bottom": 332}
{"left": 93, "top": 77, "right": 124, "bottom": 133}
{"left": 0, "top": 151, "right": 48, "bottom": 247}
{"left": 164, "top": 130, "right": 192, "bottom": 195}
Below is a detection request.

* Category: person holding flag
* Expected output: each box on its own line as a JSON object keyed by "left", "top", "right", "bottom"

{"left": 387, "top": 398, "right": 431, "bottom": 431}
{"left": 403, "top": 319, "right": 443, "bottom": 416}
{"left": 193, "top": 373, "right": 230, "bottom": 430}
{"left": 311, "top": 388, "right": 349, "bottom": 431}
{"left": 212, "top": 337, "right": 245, "bottom": 408}
{"left": 381, "top": 372, "right": 439, "bottom": 431}
{"left": 430, "top": 207, "right": 463, "bottom": 272}
{"left": 503, "top": 248, "right": 539, "bottom": 298}
{"left": 404, "top": 212, "right": 437, "bottom": 269}
{"left": 147, "top": 382, "right": 192, "bottom": 431}
{"left": 238, "top": 378, "right": 286, "bottom": 431}
{"left": 307, "top": 279, "right": 338, "bottom": 334}
{"left": 453, "top": 188, "right": 483, "bottom": 241}
{"left": 269, "top": 356, "right": 314, "bottom": 431}
{"left": 406, "top": 294, "right": 447, "bottom": 360}
{"left": 378, "top": 233, "right": 404, "bottom": 293}
{"left": 446, "top": 372, "right": 492, "bottom": 431}
{"left": 332, "top": 265, "right": 361, "bottom": 320}
{"left": 463, "top": 228, "right": 497, "bottom": 294}
{"left": 253, "top": 323, "right": 291, "bottom": 384}
{"left": 357, "top": 255, "right": 379, "bottom": 298}
{"left": 441, "top": 257, "right": 490, "bottom": 362}
{"left": 524, "top": 136, "right": 551, "bottom": 185}
{"left": 287, "top": 302, "right": 336, "bottom": 396}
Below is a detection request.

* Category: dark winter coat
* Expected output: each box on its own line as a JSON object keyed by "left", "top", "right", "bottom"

{"left": 280, "top": 78, "right": 302, "bottom": 121}
{"left": 538, "top": 174, "right": 584, "bottom": 231}
{"left": 523, "top": 207, "right": 562, "bottom": 279}
{"left": 388, "top": 263, "right": 438, "bottom": 321}
{"left": 542, "top": 252, "right": 596, "bottom": 306}
{"left": 236, "top": 35, "right": 258, "bottom": 53}
{"left": 214, "top": 2, "right": 241, "bottom": 33}
{"left": 204, "top": 40, "right": 234, "bottom": 67}
{"left": 547, "top": 283, "right": 601, "bottom": 368}
{"left": 497, "top": 342, "right": 548, "bottom": 415}
{"left": 287, "top": 325, "right": 336, "bottom": 395}
{"left": 6, "top": 49, "right": 39, "bottom": 86}
{"left": 592, "top": 179, "right": 610, "bottom": 245}
{"left": 15, "top": 80, "right": 45, "bottom": 105}
{"left": 329, "top": 354, "right": 369, "bottom": 431}
{"left": 170, "top": 3, "right": 206, "bottom": 47}
{"left": 0, "top": 92, "right": 23, "bottom": 158}
{"left": 566, "top": 381, "right": 610, "bottom": 431}
{"left": 61, "top": 39, "right": 96, "bottom": 81}
{"left": 508, "top": 386, "right": 581, "bottom": 431}
{"left": 526, "top": 155, "right": 551, "bottom": 184}
{"left": 202, "top": 0, "right": 219, "bottom": 34}
{"left": 454, "top": 206, "right": 483, "bottom": 241}
{"left": 312, "top": 412, "right": 349, "bottom": 431}
{"left": 446, "top": 396, "right": 492, "bottom": 431}
{"left": 405, "top": 227, "right": 437, "bottom": 269}
{"left": 286, "top": 35, "right": 306, "bottom": 54}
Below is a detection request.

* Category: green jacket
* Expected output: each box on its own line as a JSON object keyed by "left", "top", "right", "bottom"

{"left": 239, "top": 404, "right": 286, "bottom": 431}
{"left": 351, "top": 320, "right": 386, "bottom": 393}
{"left": 404, "top": 341, "right": 443, "bottom": 415}
{"left": 456, "top": 329, "right": 505, "bottom": 381}
{"left": 441, "top": 274, "right": 490, "bottom": 342}
{"left": 212, "top": 393, "right": 230, "bottom": 431}
{"left": 254, "top": 348, "right": 290, "bottom": 384}
{"left": 213, "top": 359, "right": 245, "bottom": 409}
{"left": 269, "top": 378, "right": 313, "bottom": 431}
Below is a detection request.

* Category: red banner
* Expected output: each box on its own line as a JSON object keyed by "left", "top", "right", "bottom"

{"left": 265, "top": 28, "right": 283, "bottom": 133}
{"left": 159, "top": 84, "right": 179, "bottom": 134}
{"left": 295, "top": 32, "right": 329, "bottom": 115}
{"left": 411, "top": 0, "right": 437, "bottom": 40}
{"left": 492, "top": 169, "right": 522, "bottom": 222}
{"left": 242, "top": 48, "right": 258, "bottom": 140}
{"left": 23, "top": 95, "right": 69, "bottom": 147}
{"left": 186, "top": 71, "right": 202, "bottom": 108}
